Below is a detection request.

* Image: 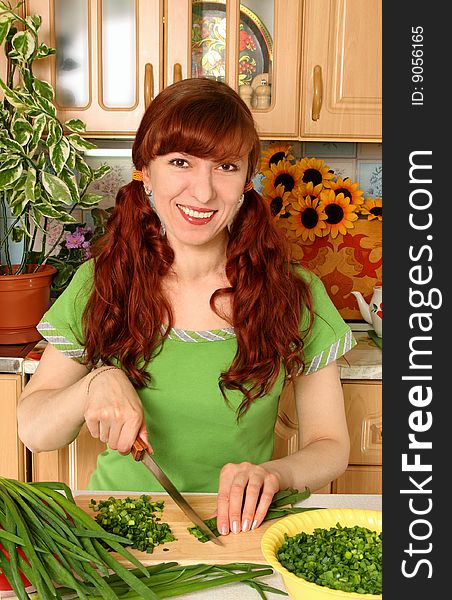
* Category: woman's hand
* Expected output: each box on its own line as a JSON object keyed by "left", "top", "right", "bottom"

{"left": 84, "top": 367, "right": 150, "bottom": 454}
{"left": 215, "top": 462, "right": 281, "bottom": 535}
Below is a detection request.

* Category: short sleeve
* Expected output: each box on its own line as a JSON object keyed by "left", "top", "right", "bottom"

{"left": 36, "top": 260, "right": 94, "bottom": 361}
{"left": 296, "top": 266, "right": 356, "bottom": 375}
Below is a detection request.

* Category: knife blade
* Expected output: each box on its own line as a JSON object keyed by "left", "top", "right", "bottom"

{"left": 131, "top": 436, "right": 223, "bottom": 546}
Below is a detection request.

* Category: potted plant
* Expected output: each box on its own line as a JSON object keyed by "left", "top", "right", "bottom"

{"left": 0, "top": 1, "right": 109, "bottom": 343}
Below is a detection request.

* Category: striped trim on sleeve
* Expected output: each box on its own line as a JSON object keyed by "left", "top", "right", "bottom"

{"left": 36, "top": 321, "right": 85, "bottom": 360}
{"left": 299, "top": 329, "right": 356, "bottom": 376}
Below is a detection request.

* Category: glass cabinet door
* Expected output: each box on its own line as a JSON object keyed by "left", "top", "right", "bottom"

{"left": 167, "top": 0, "right": 301, "bottom": 138}
{"left": 29, "top": 0, "right": 162, "bottom": 135}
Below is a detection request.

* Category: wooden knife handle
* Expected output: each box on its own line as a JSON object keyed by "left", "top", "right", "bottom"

{"left": 131, "top": 436, "right": 147, "bottom": 461}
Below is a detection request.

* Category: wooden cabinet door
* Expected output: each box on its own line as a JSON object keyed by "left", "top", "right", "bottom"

{"left": 343, "top": 380, "right": 382, "bottom": 466}
{"left": 32, "top": 424, "right": 104, "bottom": 490}
{"left": 166, "top": 0, "right": 302, "bottom": 139}
{"left": 333, "top": 465, "right": 382, "bottom": 494}
{"left": 0, "top": 374, "right": 26, "bottom": 480}
{"left": 28, "top": 0, "right": 162, "bottom": 136}
{"left": 300, "top": 0, "right": 382, "bottom": 141}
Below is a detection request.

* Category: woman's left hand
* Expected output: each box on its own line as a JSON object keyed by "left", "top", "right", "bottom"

{"left": 215, "top": 462, "right": 280, "bottom": 535}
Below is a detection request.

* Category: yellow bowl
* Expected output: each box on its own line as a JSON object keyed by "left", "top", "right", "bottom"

{"left": 261, "top": 508, "right": 382, "bottom": 600}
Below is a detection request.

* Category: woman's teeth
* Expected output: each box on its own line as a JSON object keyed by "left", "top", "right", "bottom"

{"left": 177, "top": 204, "right": 215, "bottom": 219}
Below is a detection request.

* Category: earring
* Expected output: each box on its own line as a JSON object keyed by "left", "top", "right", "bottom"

{"left": 227, "top": 195, "right": 245, "bottom": 233}
{"left": 146, "top": 190, "right": 166, "bottom": 236}
{"left": 238, "top": 194, "right": 244, "bottom": 207}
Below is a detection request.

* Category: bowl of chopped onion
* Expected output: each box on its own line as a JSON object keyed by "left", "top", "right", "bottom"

{"left": 261, "top": 508, "right": 382, "bottom": 599}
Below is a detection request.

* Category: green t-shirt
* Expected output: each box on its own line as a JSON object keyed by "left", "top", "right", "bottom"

{"left": 37, "top": 260, "right": 355, "bottom": 492}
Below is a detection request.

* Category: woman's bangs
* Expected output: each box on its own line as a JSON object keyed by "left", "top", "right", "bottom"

{"left": 153, "top": 111, "right": 254, "bottom": 163}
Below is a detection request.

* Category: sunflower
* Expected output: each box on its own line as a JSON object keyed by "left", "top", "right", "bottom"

{"left": 329, "top": 177, "right": 365, "bottom": 207}
{"left": 286, "top": 195, "right": 327, "bottom": 241}
{"left": 360, "top": 197, "right": 382, "bottom": 221}
{"left": 297, "top": 157, "right": 334, "bottom": 189}
{"left": 262, "top": 159, "right": 303, "bottom": 196}
{"left": 320, "top": 188, "right": 358, "bottom": 238}
{"left": 263, "top": 183, "right": 291, "bottom": 219}
{"left": 259, "top": 142, "right": 295, "bottom": 173}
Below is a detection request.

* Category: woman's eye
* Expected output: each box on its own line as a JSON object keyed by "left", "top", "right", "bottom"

{"left": 219, "top": 163, "right": 238, "bottom": 172}
{"left": 170, "top": 158, "right": 188, "bottom": 168}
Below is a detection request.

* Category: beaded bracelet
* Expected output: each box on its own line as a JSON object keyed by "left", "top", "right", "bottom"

{"left": 86, "top": 366, "right": 118, "bottom": 395}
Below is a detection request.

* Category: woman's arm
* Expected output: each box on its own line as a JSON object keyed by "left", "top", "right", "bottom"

{"left": 17, "top": 344, "right": 150, "bottom": 454}
{"left": 215, "top": 362, "right": 350, "bottom": 535}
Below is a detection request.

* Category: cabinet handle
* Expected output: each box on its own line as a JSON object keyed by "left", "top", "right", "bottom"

{"left": 144, "top": 63, "right": 154, "bottom": 110}
{"left": 312, "top": 65, "right": 323, "bottom": 121}
{"left": 173, "top": 63, "right": 182, "bottom": 83}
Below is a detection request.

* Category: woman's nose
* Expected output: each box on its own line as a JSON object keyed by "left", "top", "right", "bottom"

{"left": 190, "top": 170, "right": 215, "bottom": 204}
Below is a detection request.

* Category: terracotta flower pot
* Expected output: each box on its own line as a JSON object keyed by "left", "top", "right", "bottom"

{"left": 0, "top": 264, "right": 57, "bottom": 344}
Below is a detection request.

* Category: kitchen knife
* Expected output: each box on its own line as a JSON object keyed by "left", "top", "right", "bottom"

{"left": 131, "top": 435, "right": 223, "bottom": 546}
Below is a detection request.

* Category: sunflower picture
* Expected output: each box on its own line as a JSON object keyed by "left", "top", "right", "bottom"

{"left": 297, "top": 157, "right": 334, "bottom": 189}
{"left": 329, "top": 177, "right": 365, "bottom": 207}
{"left": 262, "top": 183, "right": 291, "bottom": 219}
{"left": 286, "top": 194, "right": 327, "bottom": 241}
{"left": 262, "top": 158, "right": 303, "bottom": 196}
{"left": 360, "top": 197, "right": 383, "bottom": 221}
{"left": 320, "top": 188, "right": 359, "bottom": 238}
{"left": 260, "top": 142, "right": 295, "bottom": 173}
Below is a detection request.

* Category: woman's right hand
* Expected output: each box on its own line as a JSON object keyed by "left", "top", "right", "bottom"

{"left": 84, "top": 367, "right": 151, "bottom": 455}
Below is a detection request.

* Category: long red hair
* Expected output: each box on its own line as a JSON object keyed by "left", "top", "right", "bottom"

{"left": 83, "top": 79, "right": 313, "bottom": 418}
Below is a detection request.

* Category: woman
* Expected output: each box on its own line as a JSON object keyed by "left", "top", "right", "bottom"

{"left": 18, "top": 78, "right": 353, "bottom": 536}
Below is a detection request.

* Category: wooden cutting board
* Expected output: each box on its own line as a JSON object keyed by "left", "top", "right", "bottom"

{"left": 76, "top": 493, "right": 275, "bottom": 565}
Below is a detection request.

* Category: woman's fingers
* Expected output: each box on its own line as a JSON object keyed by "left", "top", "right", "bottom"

{"left": 216, "top": 462, "right": 280, "bottom": 535}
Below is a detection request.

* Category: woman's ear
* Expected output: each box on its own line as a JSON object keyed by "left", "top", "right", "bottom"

{"left": 141, "top": 166, "right": 152, "bottom": 192}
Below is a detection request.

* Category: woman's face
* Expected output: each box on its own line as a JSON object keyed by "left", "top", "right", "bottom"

{"left": 143, "top": 152, "right": 248, "bottom": 248}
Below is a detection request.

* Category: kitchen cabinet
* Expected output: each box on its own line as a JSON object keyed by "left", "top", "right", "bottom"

{"left": 0, "top": 373, "right": 26, "bottom": 480}
{"left": 26, "top": 0, "right": 162, "bottom": 136}
{"left": 22, "top": 0, "right": 302, "bottom": 138}
{"left": 300, "top": 0, "right": 382, "bottom": 141}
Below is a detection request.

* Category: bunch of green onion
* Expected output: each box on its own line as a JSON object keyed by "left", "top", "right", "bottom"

{"left": 0, "top": 477, "right": 285, "bottom": 599}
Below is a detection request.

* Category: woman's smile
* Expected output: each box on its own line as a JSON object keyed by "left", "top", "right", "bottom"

{"left": 176, "top": 203, "right": 218, "bottom": 224}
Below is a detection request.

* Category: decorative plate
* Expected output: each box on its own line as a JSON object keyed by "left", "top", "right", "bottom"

{"left": 191, "top": 1, "right": 273, "bottom": 85}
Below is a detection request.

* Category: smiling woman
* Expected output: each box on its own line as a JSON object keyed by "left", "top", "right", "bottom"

{"left": 18, "top": 78, "right": 354, "bottom": 541}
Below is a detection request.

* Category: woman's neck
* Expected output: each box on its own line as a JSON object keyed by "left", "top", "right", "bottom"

{"left": 168, "top": 234, "right": 228, "bottom": 282}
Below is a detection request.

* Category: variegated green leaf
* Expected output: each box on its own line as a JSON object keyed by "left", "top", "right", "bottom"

{"left": 55, "top": 211, "right": 77, "bottom": 224}
{"left": 64, "top": 118, "right": 86, "bottom": 133}
{"left": 11, "top": 173, "right": 27, "bottom": 192}
{"left": 41, "top": 171, "right": 72, "bottom": 205}
{"left": 66, "top": 150, "right": 76, "bottom": 170}
{"left": 33, "top": 202, "right": 63, "bottom": 219}
{"left": 35, "top": 42, "right": 56, "bottom": 59}
{"left": 0, "top": 79, "right": 31, "bottom": 111}
{"left": 92, "top": 164, "right": 111, "bottom": 181}
{"left": 67, "top": 133, "right": 97, "bottom": 151}
{"left": 0, "top": 163, "right": 23, "bottom": 189}
{"left": 60, "top": 166, "right": 80, "bottom": 202}
{"left": 47, "top": 119, "right": 63, "bottom": 146}
{"left": 79, "top": 193, "right": 103, "bottom": 207}
{"left": 0, "top": 156, "right": 21, "bottom": 170}
{"left": 24, "top": 168, "right": 36, "bottom": 203}
{"left": 49, "top": 137, "right": 70, "bottom": 174}
{"left": 26, "top": 15, "right": 42, "bottom": 32}
{"left": 10, "top": 191, "right": 27, "bottom": 217}
{"left": 28, "top": 114, "right": 47, "bottom": 156}
{"left": 11, "top": 116, "right": 33, "bottom": 145}
{"left": 36, "top": 95, "right": 56, "bottom": 117}
{"left": 0, "top": 15, "right": 13, "bottom": 46}
{"left": 74, "top": 153, "right": 92, "bottom": 190}
{"left": 33, "top": 78, "right": 54, "bottom": 101}
{"left": 11, "top": 30, "right": 35, "bottom": 61}
{"left": 0, "top": 136, "right": 24, "bottom": 154}
{"left": 12, "top": 226, "right": 24, "bottom": 243}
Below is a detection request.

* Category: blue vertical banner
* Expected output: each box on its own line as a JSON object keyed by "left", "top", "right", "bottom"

{"left": 383, "top": 1, "right": 447, "bottom": 596}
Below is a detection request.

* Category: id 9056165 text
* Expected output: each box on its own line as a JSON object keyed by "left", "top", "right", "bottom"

{"left": 411, "top": 26, "right": 424, "bottom": 106}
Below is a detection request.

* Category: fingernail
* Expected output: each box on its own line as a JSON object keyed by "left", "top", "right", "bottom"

{"left": 220, "top": 525, "right": 228, "bottom": 536}
{"left": 232, "top": 521, "right": 240, "bottom": 534}
{"left": 242, "top": 519, "right": 250, "bottom": 532}
{"left": 251, "top": 519, "right": 259, "bottom": 530}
